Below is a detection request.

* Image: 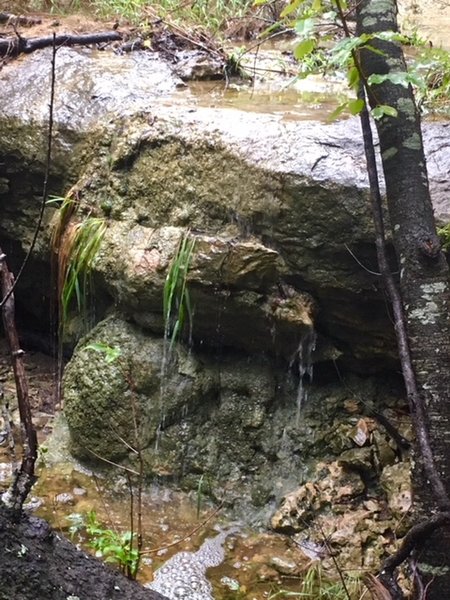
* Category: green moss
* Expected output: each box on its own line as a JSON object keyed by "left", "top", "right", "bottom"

{"left": 438, "top": 223, "right": 450, "bottom": 251}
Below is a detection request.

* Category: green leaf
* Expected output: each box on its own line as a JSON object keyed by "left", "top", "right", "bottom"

{"left": 280, "top": 0, "right": 305, "bottom": 17}
{"left": 295, "top": 17, "right": 316, "bottom": 38}
{"left": 376, "top": 30, "right": 409, "bottom": 44}
{"left": 348, "top": 98, "right": 365, "bottom": 115}
{"left": 372, "top": 104, "right": 398, "bottom": 119}
{"left": 327, "top": 102, "right": 348, "bottom": 122}
{"left": 347, "top": 65, "right": 360, "bottom": 89}
{"left": 294, "top": 38, "right": 316, "bottom": 60}
{"left": 85, "top": 343, "right": 121, "bottom": 363}
{"left": 362, "top": 44, "right": 387, "bottom": 57}
{"left": 368, "top": 71, "right": 412, "bottom": 87}
{"left": 332, "top": 34, "right": 370, "bottom": 66}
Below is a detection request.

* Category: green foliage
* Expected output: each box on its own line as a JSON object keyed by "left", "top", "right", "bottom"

{"left": 438, "top": 223, "right": 450, "bottom": 252}
{"left": 51, "top": 193, "right": 106, "bottom": 336}
{"left": 85, "top": 342, "right": 122, "bottom": 363}
{"left": 268, "top": 563, "right": 363, "bottom": 599}
{"left": 256, "top": 0, "right": 450, "bottom": 118}
{"left": 163, "top": 232, "right": 195, "bottom": 352}
{"left": 409, "top": 45, "right": 450, "bottom": 114}
{"left": 66, "top": 511, "right": 140, "bottom": 578}
{"left": 60, "top": 217, "right": 106, "bottom": 328}
{"left": 94, "top": 0, "right": 149, "bottom": 21}
{"left": 157, "top": 0, "right": 254, "bottom": 33}
{"left": 28, "top": 0, "right": 254, "bottom": 29}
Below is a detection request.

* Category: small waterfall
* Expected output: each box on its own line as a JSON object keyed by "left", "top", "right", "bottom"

{"left": 292, "top": 329, "right": 316, "bottom": 425}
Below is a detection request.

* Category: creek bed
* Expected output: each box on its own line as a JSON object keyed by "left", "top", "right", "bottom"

{"left": 0, "top": 341, "right": 311, "bottom": 600}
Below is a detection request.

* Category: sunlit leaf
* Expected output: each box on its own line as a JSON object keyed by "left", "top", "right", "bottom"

{"left": 294, "top": 38, "right": 316, "bottom": 60}
{"left": 328, "top": 102, "right": 348, "bottom": 122}
{"left": 368, "top": 71, "right": 418, "bottom": 87}
{"left": 372, "top": 104, "right": 398, "bottom": 119}
{"left": 348, "top": 98, "right": 365, "bottom": 115}
{"left": 362, "top": 44, "right": 387, "bottom": 57}
{"left": 376, "top": 30, "right": 409, "bottom": 44}
{"left": 332, "top": 35, "right": 370, "bottom": 66}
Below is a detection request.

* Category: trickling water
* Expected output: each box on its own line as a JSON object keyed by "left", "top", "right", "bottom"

{"left": 292, "top": 329, "right": 317, "bottom": 425}
{"left": 145, "top": 527, "right": 239, "bottom": 600}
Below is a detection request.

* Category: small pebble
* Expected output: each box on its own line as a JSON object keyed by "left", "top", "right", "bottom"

{"left": 55, "top": 492, "right": 75, "bottom": 505}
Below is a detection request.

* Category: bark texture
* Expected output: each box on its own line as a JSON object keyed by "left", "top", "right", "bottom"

{"left": 0, "top": 31, "right": 121, "bottom": 57}
{"left": 356, "top": 1, "right": 450, "bottom": 597}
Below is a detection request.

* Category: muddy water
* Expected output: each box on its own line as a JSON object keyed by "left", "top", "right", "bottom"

{"left": 399, "top": 0, "right": 450, "bottom": 50}
{"left": 23, "top": 459, "right": 306, "bottom": 599}
{"left": 168, "top": 79, "right": 346, "bottom": 122}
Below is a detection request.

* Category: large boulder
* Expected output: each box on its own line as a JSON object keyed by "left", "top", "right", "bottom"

{"left": 63, "top": 316, "right": 407, "bottom": 513}
{"left": 1, "top": 47, "right": 449, "bottom": 368}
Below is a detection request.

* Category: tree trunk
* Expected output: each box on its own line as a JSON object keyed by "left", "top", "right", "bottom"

{"left": 356, "top": 1, "right": 450, "bottom": 597}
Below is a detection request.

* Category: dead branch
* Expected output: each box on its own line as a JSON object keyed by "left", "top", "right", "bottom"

{"left": 0, "top": 249, "right": 37, "bottom": 518}
{"left": 0, "top": 31, "right": 122, "bottom": 58}
{"left": 0, "top": 12, "right": 42, "bottom": 26}
{"left": 378, "top": 512, "right": 450, "bottom": 599}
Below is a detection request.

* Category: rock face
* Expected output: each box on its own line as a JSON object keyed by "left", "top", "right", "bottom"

{"left": 1, "top": 48, "right": 449, "bottom": 369}
{"left": 0, "top": 46, "right": 444, "bottom": 559}
{"left": 63, "top": 316, "right": 408, "bottom": 518}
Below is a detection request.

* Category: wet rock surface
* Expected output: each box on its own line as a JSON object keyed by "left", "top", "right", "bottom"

{"left": 0, "top": 57, "right": 418, "bottom": 388}
{"left": 0, "top": 46, "right": 449, "bottom": 367}
{"left": 63, "top": 316, "right": 410, "bottom": 523}
{"left": 0, "top": 39, "right": 440, "bottom": 596}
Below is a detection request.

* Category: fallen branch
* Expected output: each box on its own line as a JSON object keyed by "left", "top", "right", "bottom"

{"left": 0, "top": 12, "right": 42, "bottom": 26}
{"left": 0, "top": 31, "right": 122, "bottom": 58}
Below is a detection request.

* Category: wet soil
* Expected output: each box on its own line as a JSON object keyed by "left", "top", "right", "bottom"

{"left": 0, "top": 503, "right": 166, "bottom": 600}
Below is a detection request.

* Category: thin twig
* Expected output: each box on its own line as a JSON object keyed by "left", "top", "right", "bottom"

{"left": 344, "top": 243, "right": 381, "bottom": 275}
{"left": 86, "top": 447, "right": 140, "bottom": 475}
{"left": 140, "top": 502, "right": 223, "bottom": 556}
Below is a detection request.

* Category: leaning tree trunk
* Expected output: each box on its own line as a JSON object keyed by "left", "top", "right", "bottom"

{"left": 356, "top": 1, "right": 450, "bottom": 597}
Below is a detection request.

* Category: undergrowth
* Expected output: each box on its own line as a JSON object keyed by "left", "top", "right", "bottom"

{"left": 67, "top": 510, "right": 140, "bottom": 579}
{"left": 268, "top": 562, "right": 364, "bottom": 600}
{"left": 9, "top": 0, "right": 256, "bottom": 31}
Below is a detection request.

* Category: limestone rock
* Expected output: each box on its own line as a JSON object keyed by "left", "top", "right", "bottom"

{"left": 1, "top": 47, "right": 449, "bottom": 368}
{"left": 270, "top": 461, "right": 365, "bottom": 533}
{"left": 380, "top": 462, "right": 412, "bottom": 518}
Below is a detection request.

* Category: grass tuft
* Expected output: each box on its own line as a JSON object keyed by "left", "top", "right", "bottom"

{"left": 163, "top": 231, "right": 195, "bottom": 353}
